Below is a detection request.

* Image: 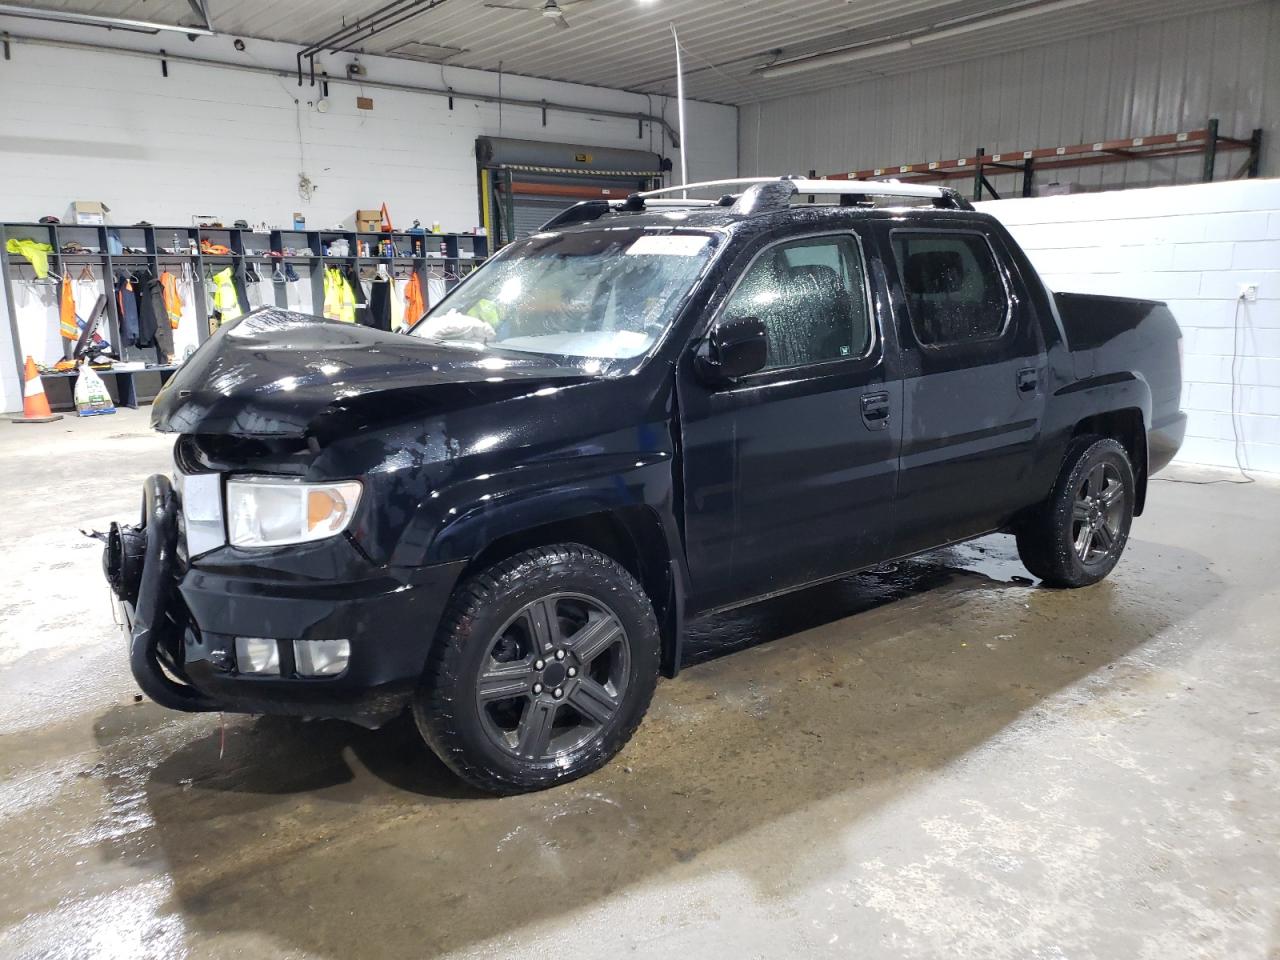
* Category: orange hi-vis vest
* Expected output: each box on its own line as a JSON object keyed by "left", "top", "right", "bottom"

{"left": 159, "top": 271, "right": 184, "bottom": 329}
{"left": 59, "top": 275, "right": 78, "bottom": 340}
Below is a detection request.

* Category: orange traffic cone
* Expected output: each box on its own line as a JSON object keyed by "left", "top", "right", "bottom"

{"left": 10, "top": 356, "right": 63, "bottom": 424}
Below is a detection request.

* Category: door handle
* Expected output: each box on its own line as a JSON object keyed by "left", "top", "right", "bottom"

{"left": 861, "top": 391, "right": 890, "bottom": 430}
{"left": 1016, "top": 368, "right": 1039, "bottom": 394}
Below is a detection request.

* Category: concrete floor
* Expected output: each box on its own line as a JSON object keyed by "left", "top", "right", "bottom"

{"left": 1, "top": 407, "right": 1277, "bottom": 960}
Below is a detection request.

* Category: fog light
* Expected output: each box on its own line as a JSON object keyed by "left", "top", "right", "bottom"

{"left": 294, "top": 638, "right": 350, "bottom": 677}
{"left": 235, "top": 637, "right": 280, "bottom": 675}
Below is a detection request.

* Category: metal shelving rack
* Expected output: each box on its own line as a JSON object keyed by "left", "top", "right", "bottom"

{"left": 1, "top": 221, "right": 488, "bottom": 407}
{"left": 824, "top": 118, "right": 1263, "bottom": 201}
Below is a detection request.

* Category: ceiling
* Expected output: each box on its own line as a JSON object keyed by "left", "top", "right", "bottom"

{"left": 3, "top": 0, "right": 1257, "bottom": 104}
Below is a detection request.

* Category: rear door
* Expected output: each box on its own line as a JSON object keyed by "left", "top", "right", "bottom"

{"left": 875, "top": 221, "right": 1047, "bottom": 556}
{"left": 677, "top": 226, "right": 902, "bottom": 612}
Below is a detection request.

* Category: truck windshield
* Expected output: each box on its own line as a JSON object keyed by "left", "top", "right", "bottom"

{"left": 410, "top": 227, "right": 718, "bottom": 361}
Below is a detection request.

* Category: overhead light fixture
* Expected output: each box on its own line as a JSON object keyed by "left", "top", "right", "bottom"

{"left": 0, "top": 2, "right": 215, "bottom": 36}
{"left": 760, "top": 0, "right": 1096, "bottom": 78}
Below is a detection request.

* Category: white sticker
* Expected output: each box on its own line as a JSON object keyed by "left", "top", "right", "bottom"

{"left": 626, "top": 235, "right": 710, "bottom": 256}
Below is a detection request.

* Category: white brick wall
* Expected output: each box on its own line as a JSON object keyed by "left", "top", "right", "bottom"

{"left": 979, "top": 179, "right": 1280, "bottom": 473}
{"left": 0, "top": 31, "right": 738, "bottom": 411}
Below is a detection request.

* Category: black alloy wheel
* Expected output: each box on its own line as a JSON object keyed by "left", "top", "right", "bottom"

{"left": 414, "top": 544, "right": 660, "bottom": 794}
{"left": 1071, "top": 462, "right": 1125, "bottom": 564}
{"left": 1016, "top": 435, "right": 1135, "bottom": 588}
{"left": 476, "top": 593, "right": 631, "bottom": 761}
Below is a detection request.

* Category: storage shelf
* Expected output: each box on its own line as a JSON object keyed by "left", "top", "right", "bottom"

{"left": 2, "top": 220, "right": 490, "bottom": 393}
{"left": 822, "top": 118, "right": 1263, "bottom": 201}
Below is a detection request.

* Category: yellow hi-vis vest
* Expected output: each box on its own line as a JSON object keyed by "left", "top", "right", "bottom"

{"left": 323, "top": 267, "right": 356, "bottom": 323}
{"left": 210, "top": 267, "right": 242, "bottom": 328}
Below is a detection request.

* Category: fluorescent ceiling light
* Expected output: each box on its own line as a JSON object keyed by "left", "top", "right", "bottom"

{"left": 760, "top": 0, "right": 1097, "bottom": 78}
{"left": 0, "top": 3, "right": 215, "bottom": 36}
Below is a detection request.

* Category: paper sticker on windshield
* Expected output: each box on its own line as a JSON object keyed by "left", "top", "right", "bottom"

{"left": 625, "top": 235, "right": 710, "bottom": 256}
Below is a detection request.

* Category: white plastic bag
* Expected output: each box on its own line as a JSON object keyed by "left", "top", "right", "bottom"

{"left": 74, "top": 363, "right": 117, "bottom": 417}
{"left": 415, "top": 310, "right": 497, "bottom": 344}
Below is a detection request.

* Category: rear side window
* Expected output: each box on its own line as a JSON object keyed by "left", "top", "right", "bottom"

{"left": 891, "top": 232, "right": 1009, "bottom": 347}
{"left": 721, "top": 235, "right": 871, "bottom": 370}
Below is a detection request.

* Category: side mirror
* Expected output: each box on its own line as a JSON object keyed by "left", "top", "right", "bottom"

{"left": 695, "top": 316, "right": 768, "bottom": 384}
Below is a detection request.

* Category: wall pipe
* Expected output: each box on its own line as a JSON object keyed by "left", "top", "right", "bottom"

{"left": 2, "top": 31, "right": 682, "bottom": 146}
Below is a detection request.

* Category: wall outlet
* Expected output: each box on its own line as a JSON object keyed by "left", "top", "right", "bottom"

{"left": 1240, "top": 283, "right": 1259, "bottom": 302}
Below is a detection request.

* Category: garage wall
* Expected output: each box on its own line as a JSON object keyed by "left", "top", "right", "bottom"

{"left": 978, "top": 179, "right": 1280, "bottom": 474}
{"left": 0, "top": 30, "right": 738, "bottom": 411}
{"left": 740, "top": 0, "right": 1279, "bottom": 190}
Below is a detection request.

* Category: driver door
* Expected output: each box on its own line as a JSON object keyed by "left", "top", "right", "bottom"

{"left": 677, "top": 228, "right": 902, "bottom": 612}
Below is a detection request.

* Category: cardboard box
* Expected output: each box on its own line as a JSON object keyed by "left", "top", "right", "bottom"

{"left": 66, "top": 200, "right": 110, "bottom": 225}
{"left": 353, "top": 209, "right": 382, "bottom": 232}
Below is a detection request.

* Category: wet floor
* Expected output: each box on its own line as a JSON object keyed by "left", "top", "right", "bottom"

{"left": 1, "top": 409, "right": 1277, "bottom": 959}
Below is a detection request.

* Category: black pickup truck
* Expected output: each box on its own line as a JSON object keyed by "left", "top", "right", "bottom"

{"left": 102, "top": 177, "right": 1184, "bottom": 794}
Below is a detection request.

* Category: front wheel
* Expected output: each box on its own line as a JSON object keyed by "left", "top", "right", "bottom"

{"left": 413, "top": 544, "right": 660, "bottom": 794}
{"left": 1016, "top": 436, "right": 1135, "bottom": 588}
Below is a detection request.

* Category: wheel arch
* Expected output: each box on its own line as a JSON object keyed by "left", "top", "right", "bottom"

{"left": 458, "top": 506, "right": 684, "bottom": 678}
{"left": 1070, "top": 407, "right": 1148, "bottom": 515}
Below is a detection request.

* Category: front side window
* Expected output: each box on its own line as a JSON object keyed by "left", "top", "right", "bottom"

{"left": 411, "top": 228, "right": 718, "bottom": 361}
{"left": 720, "top": 235, "right": 871, "bottom": 370}
{"left": 891, "top": 232, "right": 1009, "bottom": 347}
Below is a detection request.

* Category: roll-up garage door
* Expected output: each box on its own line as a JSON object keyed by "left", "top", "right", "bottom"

{"left": 513, "top": 196, "right": 565, "bottom": 239}
{"left": 477, "top": 137, "right": 666, "bottom": 247}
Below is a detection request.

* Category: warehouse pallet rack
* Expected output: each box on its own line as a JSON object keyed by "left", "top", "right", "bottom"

{"left": 824, "top": 118, "right": 1263, "bottom": 201}
{"left": 1, "top": 221, "right": 488, "bottom": 408}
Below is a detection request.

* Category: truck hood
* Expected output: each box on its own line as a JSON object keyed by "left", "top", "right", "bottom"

{"left": 151, "top": 307, "right": 597, "bottom": 439}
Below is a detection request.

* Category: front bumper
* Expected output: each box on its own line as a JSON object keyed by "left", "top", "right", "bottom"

{"left": 106, "top": 474, "right": 465, "bottom": 725}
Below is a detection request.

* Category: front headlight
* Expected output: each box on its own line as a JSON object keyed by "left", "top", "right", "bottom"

{"left": 226, "top": 476, "right": 362, "bottom": 548}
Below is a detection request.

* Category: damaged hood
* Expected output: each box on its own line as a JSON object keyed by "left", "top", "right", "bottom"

{"left": 152, "top": 308, "right": 597, "bottom": 438}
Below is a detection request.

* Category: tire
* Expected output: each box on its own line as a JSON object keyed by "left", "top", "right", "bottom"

{"left": 1016, "top": 435, "right": 1135, "bottom": 588}
{"left": 413, "top": 544, "right": 660, "bottom": 795}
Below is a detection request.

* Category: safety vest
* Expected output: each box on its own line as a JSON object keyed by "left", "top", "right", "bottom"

{"left": 323, "top": 267, "right": 356, "bottom": 323}
{"left": 469, "top": 298, "right": 501, "bottom": 327}
{"left": 210, "top": 267, "right": 242, "bottom": 328}
{"left": 60, "top": 276, "right": 78, "bottom": 340}
{"left": 159, "top": 271, "right": 184, "bottom": 329}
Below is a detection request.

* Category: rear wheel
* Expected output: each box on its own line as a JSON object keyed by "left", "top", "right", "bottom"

{"left": 414, "top": 544, "right": 659, "bottom": 794}
{"left": 1016, "top": 436, "right": 1135, "bottom": 588}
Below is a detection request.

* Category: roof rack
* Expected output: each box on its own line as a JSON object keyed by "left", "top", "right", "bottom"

{"left": 539, "top": 175, "right": 972, "bottom": 231}
{"left": 539, "top": 196, "right": 723, "bottom": 230}
{"left": 637, "top": 175, "right": 974, "bottom": 212}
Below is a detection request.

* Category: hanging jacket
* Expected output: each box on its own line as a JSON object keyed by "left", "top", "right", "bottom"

{"left": 6, "top": 238, "right": 54, "bottom": 278}
{"left": 60, "top": 276, "right": 78, "bottom": 341}
{"left": 136, "top": 269, "right": 174, "bottom": 359}
{"left": 210, "top": 267, "right": 243, "bottom": 328}
{"left": 390, "top": 278, "right": 406, "bottom": 331}
{"left": 159, "top": 271, "right": 184, "bottom": 329}
{"left": 346, "top": 265, "right": 367, "bottom": 323}
{"left": 322, "top": 267, "right": 355, "bottom": 323}
{"left": 403, "top": 273, "right": 425, "bottom": 327}
{"left": 115, "top": 272, "right": 140, "bottom": 346}
{"left": 366, "top": 277, "right": 393, "bottom": 332}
